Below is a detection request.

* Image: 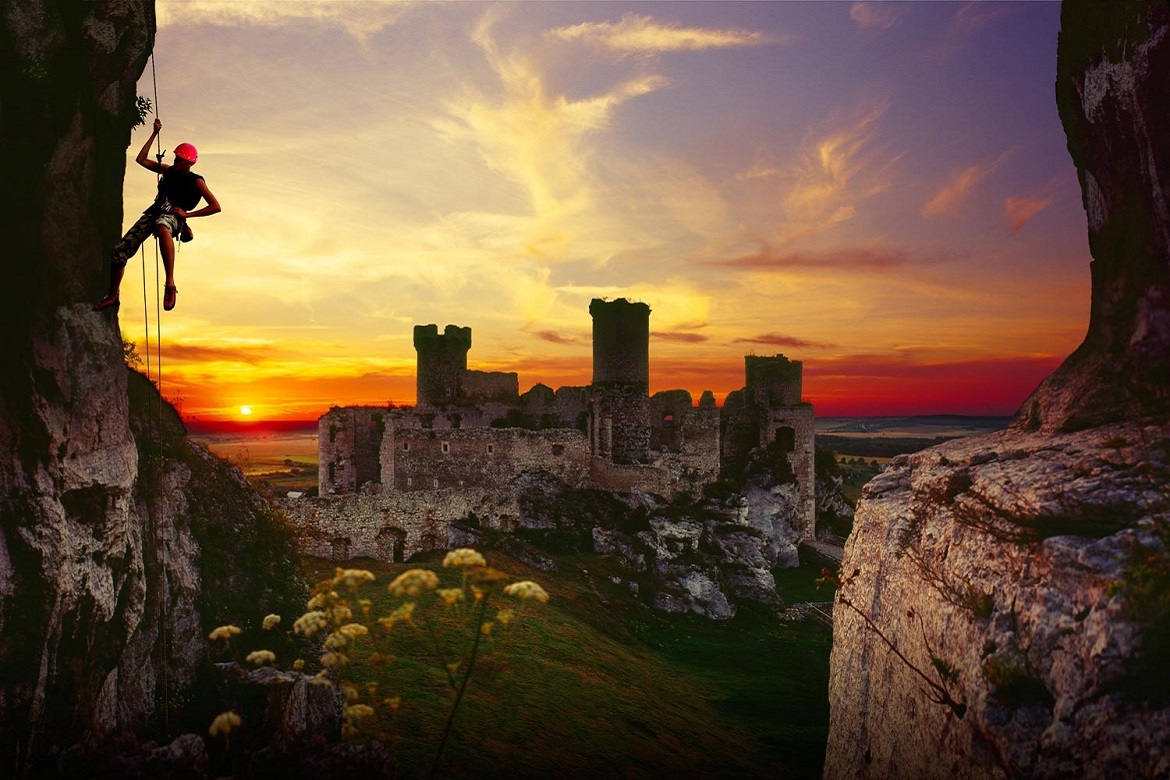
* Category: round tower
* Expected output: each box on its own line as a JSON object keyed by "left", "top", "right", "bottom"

{"left": 589, "top": 298, "right": 651, "bottom": 464}
{"left": 414, "top": 324, "right": 471, "bottom": 407}
{"left": 590, "top": 298, "right": 650, "bottom": 385}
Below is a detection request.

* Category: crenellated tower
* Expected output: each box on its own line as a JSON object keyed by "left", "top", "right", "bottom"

{"left": 414, "top": 324, "right": 472, "bottom": 407}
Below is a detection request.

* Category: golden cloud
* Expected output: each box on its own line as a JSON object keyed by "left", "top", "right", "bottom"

{"left": 547, "top": 13, "right": 783, "bottom": 53}
{"left": 156, "top": 0, "right": 414, "bottom": 44}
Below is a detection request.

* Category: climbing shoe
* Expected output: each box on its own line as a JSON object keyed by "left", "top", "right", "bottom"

{"left": 93, "top": 294, "right": 119, "bottom": 312}
{"left": 164, "top": 285, "right": 177, "bottom": 311}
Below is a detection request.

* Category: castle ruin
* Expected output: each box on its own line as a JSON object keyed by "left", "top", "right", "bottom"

{"left": 317, "top": 298, "right": 816, "bottom": 539}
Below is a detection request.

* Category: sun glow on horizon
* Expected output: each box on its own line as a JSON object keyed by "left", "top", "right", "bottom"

{"left": 240, "top": 405, "right": 253, "bottom": 416}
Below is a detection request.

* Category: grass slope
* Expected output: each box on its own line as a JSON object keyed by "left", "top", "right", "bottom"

{"left": 298, "top": 550, "right": 831, "bottom": 779}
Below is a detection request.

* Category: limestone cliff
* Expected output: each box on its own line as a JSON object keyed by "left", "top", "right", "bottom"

{"left": 825, "top": 2, "right": 1170, "bottom": 777}
{"left": 0, "top": 2, "right": 303, "bottom": 775}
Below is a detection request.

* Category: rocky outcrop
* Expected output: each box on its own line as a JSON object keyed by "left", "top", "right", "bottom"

{"left": 826, "top": 2, "right": 1170, "bottom": 777}
{"left": 1015, "top": 0, "right": 1170, "bottom": 433}
{"left": 825, "top": 425, "right": 1170, "bottom": 778}
{"left": 0, "top": 3, "right": 305, "bottom": 775}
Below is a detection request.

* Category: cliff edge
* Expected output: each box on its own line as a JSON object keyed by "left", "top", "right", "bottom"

{"left": 825, "top": 2, "right": 1170, "bottom": 777}
{"left": 0, "top": 3, "right": 303, "bottom": 775}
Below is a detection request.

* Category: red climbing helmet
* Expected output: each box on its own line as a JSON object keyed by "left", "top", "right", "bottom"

{"left": 174, "top": 143, "right": 198, "bottom": 163}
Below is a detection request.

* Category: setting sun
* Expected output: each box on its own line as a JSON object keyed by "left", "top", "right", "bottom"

{"left": 239, "top": 406, "right": 252, "bottom": 416}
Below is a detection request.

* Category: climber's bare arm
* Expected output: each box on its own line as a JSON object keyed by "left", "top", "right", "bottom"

{"left": 135, "top": 118, "right": 165, "bottom": 174}
{"left": 174, "top": 180, "right": 220, "bottom": 219}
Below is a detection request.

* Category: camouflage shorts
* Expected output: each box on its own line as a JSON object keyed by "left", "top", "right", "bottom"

{"left": 110, "top": 211, "right": 183, "bottom": 266}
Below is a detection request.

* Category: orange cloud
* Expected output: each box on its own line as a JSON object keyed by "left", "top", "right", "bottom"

{"left": 762, "top": 97, "right": 900, "bottom": 242}
{"left": 921, "top": 161, "right": 997, "bottom": 218}
{"left": 1003, "top": 196, "right": 1053, "bottom": 233}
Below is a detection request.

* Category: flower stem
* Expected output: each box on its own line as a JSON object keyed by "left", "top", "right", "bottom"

{"left": 428, "top": 595, "right": 489, "bottom": 780}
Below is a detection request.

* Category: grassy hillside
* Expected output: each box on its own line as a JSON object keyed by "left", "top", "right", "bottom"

{"left": 292, "top": 550, "right": 832, "bottom": 779}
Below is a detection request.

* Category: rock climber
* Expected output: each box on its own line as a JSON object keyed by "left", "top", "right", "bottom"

{"left": 93, "top": 118, "right": 221, "bottom": 312}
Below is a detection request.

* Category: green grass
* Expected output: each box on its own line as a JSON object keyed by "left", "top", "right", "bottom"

{"left": 296, "top": 550, "right": 832, "bottom": 779}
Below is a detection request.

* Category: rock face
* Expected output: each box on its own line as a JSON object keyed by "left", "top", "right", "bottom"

{"left": 1016, "top": 0, "right": 1170, "bottom": 433}
{"left": 0, "top": 3, "right": 304, "bottom": 775}
{"left": 826, "top": 2, "right": 1170, "bottom": 777}
{"left": 825, "top": 426, "right": 1170, "bottom": 778}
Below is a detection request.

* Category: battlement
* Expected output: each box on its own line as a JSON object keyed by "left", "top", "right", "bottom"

{"left": 745, "top": 354, "right": 804, "bottom": 407}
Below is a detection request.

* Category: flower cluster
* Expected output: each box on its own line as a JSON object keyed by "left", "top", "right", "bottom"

{"left": 388, "top": 568, "right": 439, "bottom": 597}
{"left": 209, "top": 625, "right": 242, "bottom": 641}
{"left": 206, "top": 547, "right": 549, "bottom": 771}
{"left": 209, "top": 711, "right": 240, "bottom": 737}
{"left": 504, "top": 581, "right": 549, "bottom": 603}
{"left": 442, "top": 548, "right": 486, "bottom": 568}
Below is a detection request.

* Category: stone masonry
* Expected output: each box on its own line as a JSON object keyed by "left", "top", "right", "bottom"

{"left": 303, "top": 298, "right": 817, "bottom": 561}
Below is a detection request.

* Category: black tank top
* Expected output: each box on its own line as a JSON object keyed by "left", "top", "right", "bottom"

{"left": 152, "top": 168, "right": 204, "bottom": 212}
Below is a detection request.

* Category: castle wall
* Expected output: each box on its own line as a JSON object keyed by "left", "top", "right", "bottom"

{"left": 764, "top": 404, "right": 816, "bottom": 540}
{"left": 278, "top": 488, "right": 521, "bottom": 563}
{"left": 459, "top": 369, "right": 519, "bottom": 405}
{"left": 383, "top": 426, "right": 590, "bottom": 492}
{"left": 319, "top": 406, "right": 386, "bottom": 496}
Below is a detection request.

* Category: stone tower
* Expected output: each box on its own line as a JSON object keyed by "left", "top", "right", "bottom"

{"left": 414, "top": 324, "right": 471, "bottom": 407}
{"left": 746, "top": 355, "right": 816, "bottom": 539}
{"left": 589, "top": 298, "right": 651, "bottom": 464}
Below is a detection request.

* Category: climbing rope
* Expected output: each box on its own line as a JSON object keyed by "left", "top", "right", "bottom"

{"left": 142, "top": 47, "right": 172, "bottom": 737}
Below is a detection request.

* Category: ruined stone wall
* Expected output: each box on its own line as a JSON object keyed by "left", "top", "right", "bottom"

{"left": 386, "top": 427, "right": 589, "bottom": 492}
{"left": 648, "top": 390, "right": 721, "bottom": 485}
{"left": 414, "top": 324, "right": 470, "bottom": 407}
{"left": 318, "top": 406, "right": 385, "bottom": 496}
{"left": 589, "top": 457, "right": 674, "bottom": 496}
{"left": 458, "top": 369, "right": 519, "bottom": 404}
{"left": 518, "top": 384, "right": 590, "bottom": 429}
{"left": 554, "top": 386, "right": 591, "bottom": 428}
{"left": 279, "top": 487, "right": 522, "bottom": 563}
{"left": 765, "top": 404, "right": 816, "bottom": 539}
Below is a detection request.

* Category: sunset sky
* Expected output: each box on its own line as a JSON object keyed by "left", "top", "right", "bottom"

{"left": 117, "top": 0, "right": 1090, "bottom": 423}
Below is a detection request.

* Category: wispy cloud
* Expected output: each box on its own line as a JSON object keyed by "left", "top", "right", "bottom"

{"left": 1003, "top": 195, "right": 1053, "bottom": 233}
{"left": 733, "top": 333, "right": 835, "bottom": 349}
{"left": 534, "top": 330, "right": 588, "bottom": 346}
{"left": 433, "top": 12, "right": 667, "bottom": 237}
{"left": 929, "top": 2, "right": 1025, "bottom": 61}
{"left": 653, "top": 332, "right": 710, "bottom": 344}
{"left": 547, "top": 13, "right": 784, "bottom": 53}
{"left": 850, "top": 3, "right": 909, "bottom": 32}
{"left": 748, "top": 97, "right": 899, "bottom": 242}
{"left": 156, "top": 0, "right": 414, "bottom": 44}
{"left": 716, "top": 246, "right": 950, "bottom": 272}
{"left": 920, "top": 153, "right": 1009, "bottom": 218}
